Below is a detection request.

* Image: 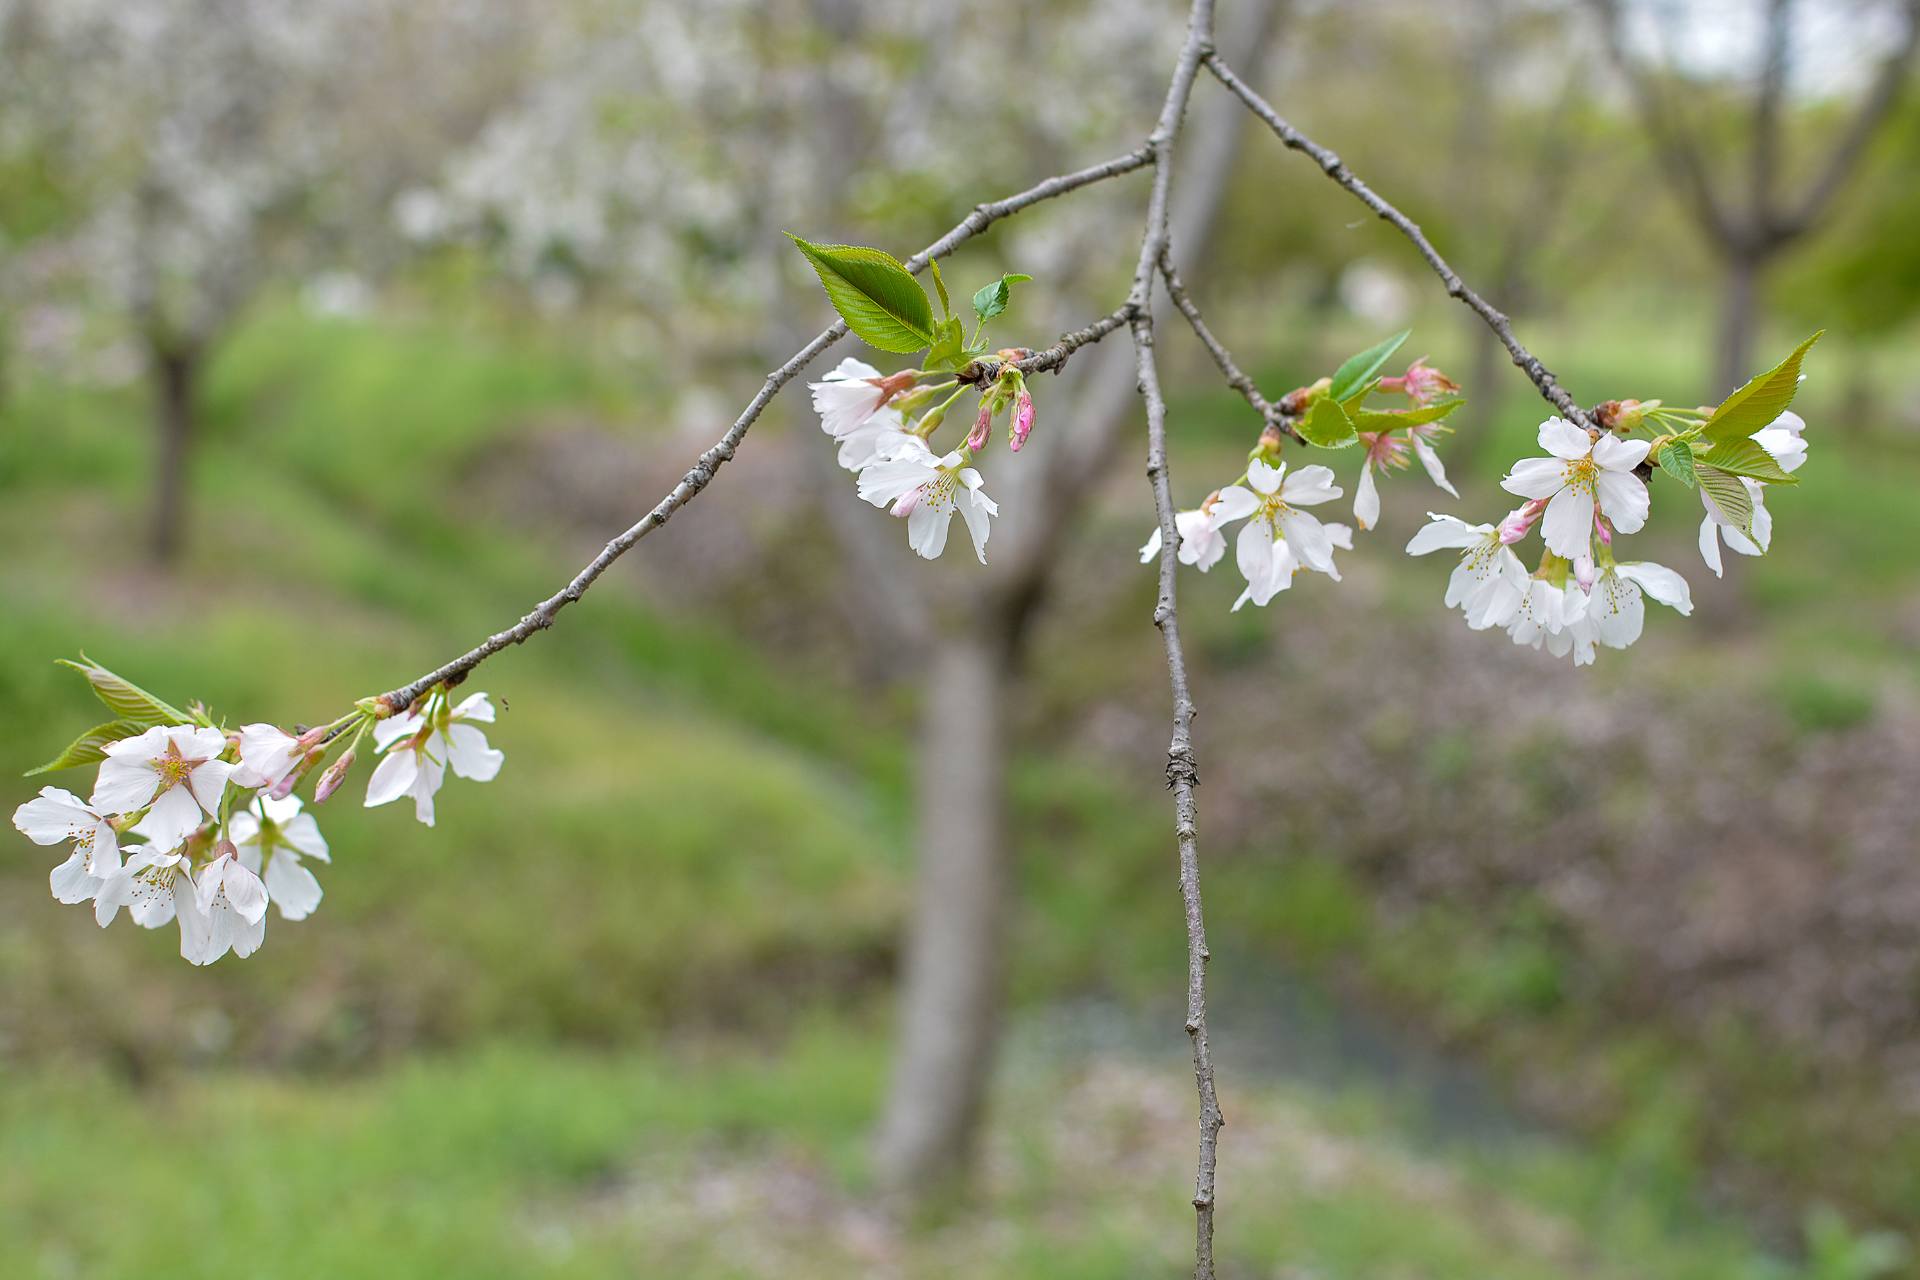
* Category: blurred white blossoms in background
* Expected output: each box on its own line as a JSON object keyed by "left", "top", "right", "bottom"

{"left": 857, "top": 439, "right": 999, "bottom": 562}
{"left": 1500, "top": 417, "right": 1650, "bottom": 559}
{"left": 12, "top": 657, "right": 504, "bottom": 964}
{"left": 367, "top": 690, "right": 504, "bottom": 827}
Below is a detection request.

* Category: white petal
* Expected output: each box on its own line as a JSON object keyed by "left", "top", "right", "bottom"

{"left": 231, "top": 724, "right": 299, "bottom": 789}
{"left": 1540, "top": 487, "right": 1595, "bottom": 559}
{"left": 186, "top": 759, "right": 234, "bottom": 816}
{"left": 452, "top": 692, "right": 497, "bottom": 724}
{"left": 1537, "top": 417, "right": 1592, "bottom": 460}
{"left": 1411, "top": 437, "right": 1458, "bottom": 497}
{"left": 1323, "top": 522, "right": 1355, "bottom": 551}
{"left": 1616, "top": 561, "right": 1694, "bottom": 614}
{"left": 223, "top": 860, "right": 270, "bottom": 925}
{"left": 265, "top": 856, "right": 323, "bottom": 921}
{"left": 90, "top": 753, "right": 161, "bottom": 815}
{"left": 1594, "top": 468, "right": 1649, "bottom": 534}
{"left": 1209, "top": 485, "right": 1259, "bottom": 522}
{"left": 1235, "top": 518, "right": 1275, "bottom": 586}
{"left": 1280, "top": 464, "right": 1341, "bottom": 506}
{"left": 1246, "top": 457, "right": 1284, "bottom": 495}
{"left": 1278, "top": 511, "right": 1337, "bottom": 578}
{"left": 364, "top": 750, "right": 419, "bottom": 809}
{"left": 133, "top": 785, "right": 205, "bottom": 852}
{"left": 957, "top": 489, "right": 994, "bottom": 564}
{"left": 228, "top": 810, "right": 262, "bottom": 847}
{"left": 1405, "top": 514, "right": 1487, "bottom": 556}
{"left": 372, "top": 709, "right": 424, "bottom": 751}
{"left": 280, "top": 811, "right": 331, "bottom": 862}
{"left": 1353, "top": 466, "right": 1380, "bottom": 531}
{"left": 410, "top": 753, "right": 445, "bottom": 827}
{"left": 444, "top": 724, "right": 504, "bottom": 782}
{"left": 1698, "top": 515, "right": 1725, "bottom": 577}
{"left": 1500, "top": 457, "right": 1567, "bottom": 500}
{"left": 13, "top": 788, "right": 98, "bottom": 845}
{"left": 905, "top": 497, "right": 951, "bottom": 560}
{"left": 1591, "top": 433, "right": 1650, "bottom": 471}
{"left": 50, "top": 850, "right": 100, "bottom": 904}
{"left": 1139, "top": 525, "right": 1163, "bottom": 564}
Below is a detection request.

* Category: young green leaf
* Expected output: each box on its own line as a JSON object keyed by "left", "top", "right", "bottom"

{"left": 57, "top": 657, "right": 190, "bottom": 727}
{"left": 970, "top": 273, "right": 1033, "bottom": 325}
{"left": 27, "top": 718, "right": 148, "bottom": 775}
{"left": 924, "top": 317, "right": 971, "bottom": 373}
{"left": 1298, "top": 396, "right": 1359, "bottom": 448}
{"left": 928, "top": 258, "right": 952, "bottom": 320}
{"left": 1655, "top": 439, "right": 1699, "bottom": 489}
{"left": 1697, "top": 435, "right": 1799, "bottom": 484}
{"left": 1702, "top": 330, "right": 1822, "bottom": 444}
{"left": 1328, "top": 329, "right": 1410, "bottom": 403}
{"left": 1348, "top": 398, "right": 1462, "bottom": 432}
{"left": 1696, "top": 464, "right": 1755, "bottom": 538}
{"left": 787, "top": 235, "right": 935, "bottom": 354}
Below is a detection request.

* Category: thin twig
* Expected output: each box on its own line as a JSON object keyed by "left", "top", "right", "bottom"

{"left": 1015, "top": 305, "right": 1135, "bottom": 376}
{"left": 1132, "top": 1, "right": 1225, "bottom": 1276}
{"left": 1157, "top": 249, "right": 1301, "bottom": 441}
{"left": 1205, "top": 52, "right": 1590, "bottom": 427}
{"left": 370, "top": 147, "right": 1153, "bottom": 714}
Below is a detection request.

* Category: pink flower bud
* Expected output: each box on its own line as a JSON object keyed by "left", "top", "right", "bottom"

{"left": 1574, "top": 554, "right": 1597, "bottom": 595}
{"left": 269, "top": 748, "right": 326, "bottom": 801}
{"left": 1593, "top": 513, "right": 1612, "bottom": 546}
{"left": 1497, "top": 507, "right": 1534, "bottom": 545}
{"left": 892, "top": 488, "right": 922, "bottom": 518}
{"left": 967, "top": 401, "right": 993, "bottom": 453}
{"left": 314, "top": 750, "right": 354, "bottom": 804}
{"left": 1009, "top": 388, "right": 1035, "bottom": 452}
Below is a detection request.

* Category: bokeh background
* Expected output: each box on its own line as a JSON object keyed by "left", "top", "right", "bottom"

{"left": 4, "top": 0, "right": 1919, "bottom": 1275}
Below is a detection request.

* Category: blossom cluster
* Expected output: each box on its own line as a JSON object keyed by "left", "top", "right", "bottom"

{"left": 811, "top": 355, "right": 1031, "bottom": 562}
{"left": 13, "top": 668, "right": 501, "bottom": 965}
{"left": 1147, "top": 335, "right": 1816, "bottom": 666}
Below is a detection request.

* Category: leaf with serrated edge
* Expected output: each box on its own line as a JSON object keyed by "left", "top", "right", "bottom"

{"left": 787, "top": 235, "right": 934, "bottom": 354}
{"left": 1697, "top": 435, "right": 1799, "bottom": 484}
{"left": 1656, "top": 439, "right": 1699, "bottom": 489}
{"left": 1299, "top": 396, "right": 1359, "bottom": 448}
{"left": 1349, "top": 399, "right": 1462, "bottom": 432}
{"left": 1696, "top": 464, "right": 1754, "bottom": 538}
{"left": 971, "top": 273, "right": 1033, "bottom": 325}
{"left": 1703, "top": 330, "right": 1821, "bottom": 444}
{"left": 27, "top": 718, "right": 147, "bottom": 775}
{"left": 1329, "top": 330, "right": 1410, "bottom": 403}
{"left": 58, "top": 657, "right": 190, "bottom": 726}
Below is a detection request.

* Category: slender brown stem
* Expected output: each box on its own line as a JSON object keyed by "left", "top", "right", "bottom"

{"left": 1205, "top": 52, "right": 1589, "bottom": 426}
{"left": 1157, "top": 250, "right": 1300, "bottom": 441}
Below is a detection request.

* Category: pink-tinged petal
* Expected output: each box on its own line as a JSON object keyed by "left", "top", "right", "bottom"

{"left": 1405, "top": 514, "right": 1487, "bottom": 556}
{"left": 133, "top": 785, "right": 204, "bottom": 853}
{"left": 1352, "top": 466, "right": 1380, "bottom": 531}
{"left": 1209, "top": 485, "right": 1259, "bottom": 522}
{"left": 1591, "top": 433, "right": 1650, "bottom": 471}
{"left": 1500, "top": 457, "right": 1567, "bottom": 500}
{"left": 1410, "top": 437, "right": 1458, "bottom": 497}
{"left": 1537, "top": 417, "right": 1592, "bottom": 460}
{"left": 1594, "top": 468, "right": 1649, "bottom": 533}
{"left": 14, "top": 788, "right": 96, "bottom": 844}
{"left": 1246, "top": 457, "right": 1284, "bottom": 495}
{"left": 1540, "top": 487, "right": 1595, "bottom": 559}
{"left": 444, "top": 725, "right": 504, "bottom": 782}
{"left": 186, "top": 759, "right": 234, "bottom": 816}
{"left": 364, "top": 750, "right": 419, "bottom": 809}
{"left": 265, "top": 856, "right": 323, "bottom": 921}
{"left": 91, "top": 754, "right": 161, "bottom": 815}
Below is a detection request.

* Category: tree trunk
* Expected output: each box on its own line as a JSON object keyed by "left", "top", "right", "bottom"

{"left": 1714, "top": 251, "right": 1761, "bottom": 397}
{"left": 148, "top": 341, "right": 200, "bottom": 565}
{"left": 874, "top": 628, "right": 1012, "bottom": 1202}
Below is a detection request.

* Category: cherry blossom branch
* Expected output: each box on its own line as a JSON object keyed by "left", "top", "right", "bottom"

{"left": 1132, "top": 1, "right": 1226, "bottom": 1276}
{"left": 369, "top": 147, "right": 1154, "bottom": 716}
{"left": 1204, "top": 53, "right": 1591, "bottom": 427}
{"left": 1156, "top": 248, "right": 1302, "bottom": 441}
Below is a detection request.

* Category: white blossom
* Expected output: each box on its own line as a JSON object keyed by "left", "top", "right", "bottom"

{"left": 91, "top": 725, "right": 234, "bottom": 853}
{"left": 1405, "top": 513, "right": 1530, "bottom": 630}
{"left": 231, "top": 794, "right": 329, "bottom": 921}
{"left": 231, "top": 723, "right": 305, "bottom": 790}
{"left": 1211, "top": 459, "right": 1344, "bottom": 610}
{"left": 1500, "top": 418, "right": 1650, "bottom": 558}
{"left": 185, "top": 846, "right": 270, "bottom": 964}
{"left": 1697, "top": 410, "right": 1807, "bottom": 577}
{"left": 1139, "top": 508, "right": 1227, "bottom": 572}
{"left": 855, "top": 438, "right": 998, "bottom": 562}
{"left": 365, "top": 692, "right": 504, "bottom": 826}
{"left": 92, "top": 845, "right": 195, "bottom": 935}
{"left": 810, "top": 357, "right": 917, "bottom": 470}
{"left": 13, "top": 787, "right": 122, "bottom": 905}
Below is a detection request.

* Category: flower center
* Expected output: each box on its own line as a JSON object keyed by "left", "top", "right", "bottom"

{"left": 1564, "top": 457, "right": 1598, "bottom": 493}
{"left": 149, "top": 742, "right": 205, "bottom": 791}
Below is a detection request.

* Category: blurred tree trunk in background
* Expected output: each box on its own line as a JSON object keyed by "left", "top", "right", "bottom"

{"left": 1592, "top": 0, "right": 1920, "bottom": 394}
{"left": 147, "top": 338, "right": 201, "bottom": 565}
{"left": 873, "top": 0, "right": 1283, "bottom": 1204}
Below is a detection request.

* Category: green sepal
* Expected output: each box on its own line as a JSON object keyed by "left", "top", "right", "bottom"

{"left": 1702, "top": 330, "right": 1821, "bottom": 445}
{"left": 787, "top": 235, "right": 935, "bottom": 354}
{"left": 1329, "top": 329, "right": 1410, "bottom": 403}
{"left": 27, "top": 718, "right": 148, "bottom": 775}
